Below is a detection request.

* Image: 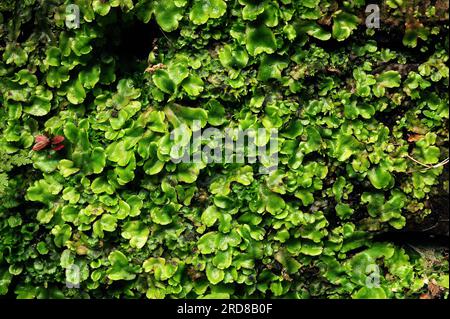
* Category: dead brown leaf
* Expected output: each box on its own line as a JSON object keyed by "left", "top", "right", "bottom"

{"left": 145, "top": 63, "right": 166, "bottom": 73}
{"left": 428, "top": 279, "right": 442, "bottom": 298}
{"left": 407, "top": 134, "right": 424, "bottom": 142}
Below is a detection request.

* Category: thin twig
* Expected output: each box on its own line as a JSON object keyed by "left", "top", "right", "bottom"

{"left": 406, "top": 154, "right": 433, "bottom": 168}
{"left": 406, "top": 155, "right": 449, "bottom": 173}
{"left": 159, "top": 28, "right": 174, "bottom": 47}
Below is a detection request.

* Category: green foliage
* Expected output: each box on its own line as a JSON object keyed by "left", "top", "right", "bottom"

{"left": 0, "top": 0, "right": 448, "bottom": 300}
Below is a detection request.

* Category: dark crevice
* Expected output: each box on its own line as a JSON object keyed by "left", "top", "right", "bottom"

{"left": 373, "top": 166, "right": 449, "bottom": 246}
{"left": 97, "top": 10, "right": 162, "bottom": 77}
{"left": 15, "top": 1, "right": 53, "bottom": 44}
{"left": 373, "top": 231, "right": 449, "bottom": 247}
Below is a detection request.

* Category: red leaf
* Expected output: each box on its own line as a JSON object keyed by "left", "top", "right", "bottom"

{"left": 52, "top": 144, "right": 65, "bottom": 151}
{"left": 32, "top": 141, "right": 49, "bottom": 151}
{"left": 51, "top": 135, "right": 65, "bottom": 144}
{"left": 35, "top": 135, "right": 50, "bottom": 144}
